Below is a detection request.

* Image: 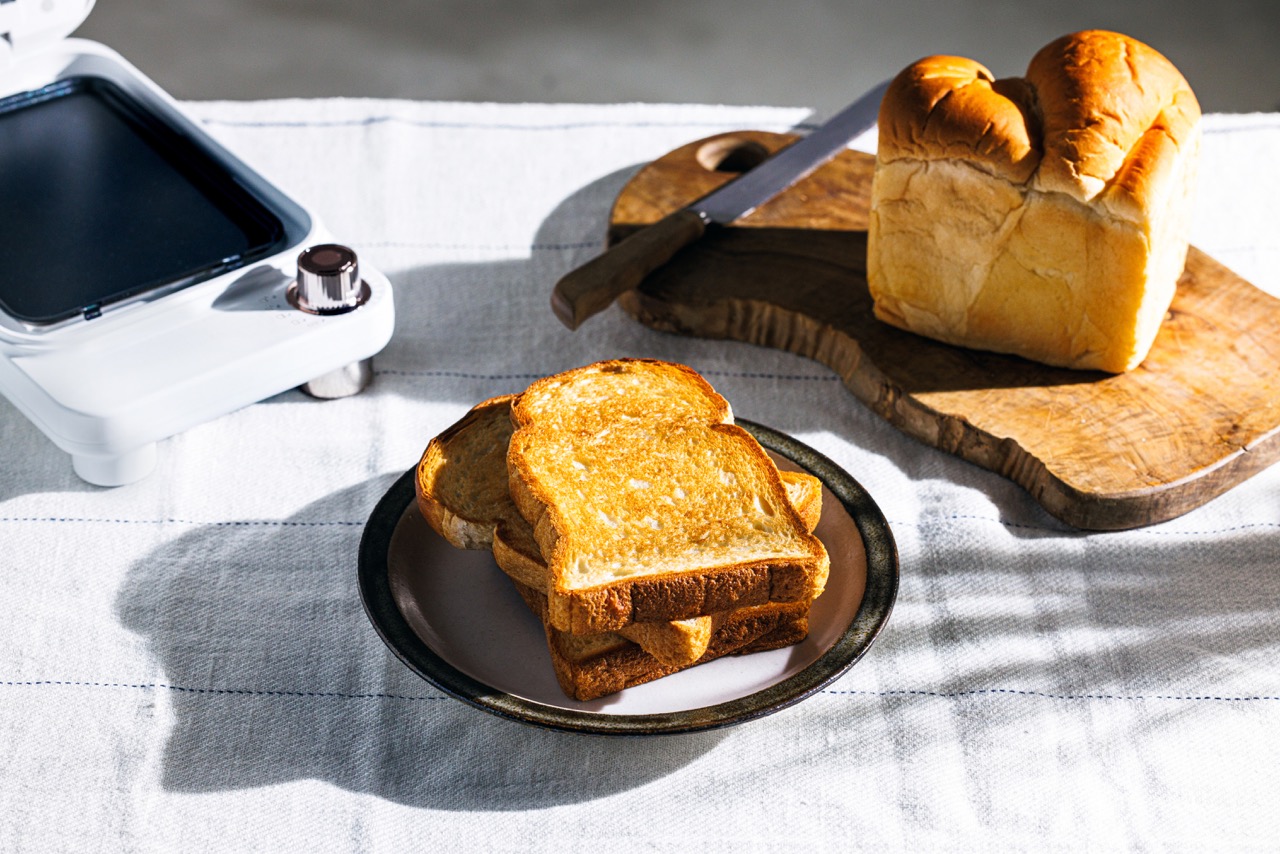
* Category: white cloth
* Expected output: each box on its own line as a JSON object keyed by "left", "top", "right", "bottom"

{"left": 2, "top": 98, "right": 1279, "bottom": 852}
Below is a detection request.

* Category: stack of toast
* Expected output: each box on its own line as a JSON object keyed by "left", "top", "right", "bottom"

{"left": 415, "top": 359, "right": 831, "bottom": 701}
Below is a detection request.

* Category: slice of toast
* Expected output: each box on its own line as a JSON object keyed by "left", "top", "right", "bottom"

{"left": 493, "top": 476, "right": 818, "bottom": 666}
{"left": 416, "top": 393, "right": 822, "bottom": 666}
{"left": 507, "top": 359, "right": 830, "bottom": 634}
{"left": 416, "top": 395, "right": 520, "bottom": 552}
{"left": 511, "top": 580, "right": 810, "bottom": 702}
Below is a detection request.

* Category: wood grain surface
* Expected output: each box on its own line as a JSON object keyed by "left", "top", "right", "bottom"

{"left": 606, "top": 130, "right": 1280, "bottom": 530}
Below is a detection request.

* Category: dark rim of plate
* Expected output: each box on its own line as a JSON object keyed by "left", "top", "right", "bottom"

{"left": 357, "top": 419, "right": 898, "bottom": 737}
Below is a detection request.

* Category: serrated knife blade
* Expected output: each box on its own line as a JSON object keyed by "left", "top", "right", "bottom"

{"left": 551, "top": 79, "right": 890, "bottom": 329}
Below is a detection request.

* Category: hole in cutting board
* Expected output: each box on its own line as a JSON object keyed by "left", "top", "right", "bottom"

{"left": 696, "top": 138, "right": 770, "bottom": 173}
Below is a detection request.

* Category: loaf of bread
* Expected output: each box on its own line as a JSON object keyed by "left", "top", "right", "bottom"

{"left": 507, "top": 359, "right": 830, "bottom": 635}
{"left": 867, "top": 30, "right": 1201, "bottom": 372}
{"left": 416, "top": 392, "right": 822, "bottom": 666}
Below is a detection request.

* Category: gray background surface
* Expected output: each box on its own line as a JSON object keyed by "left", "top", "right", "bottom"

{"left": 78, "top": 0, "right": 1280, "bottom": 117}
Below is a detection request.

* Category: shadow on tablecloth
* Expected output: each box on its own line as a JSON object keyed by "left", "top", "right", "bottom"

{"left": 115, "top": 475, "right": 733, "bottom": 810}
{"left": 101, "top": 164, "right": 746, "bottom": 811}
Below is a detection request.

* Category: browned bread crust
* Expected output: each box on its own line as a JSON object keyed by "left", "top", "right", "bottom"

{"left": 512, "top": 580, "right": 810, "bottom": 702}
{"left": 415, "top": 395, "right": 518, "bottom": 550}
{"left": 869, "top": 30, "right": 1201, "bottom": 372}
{"left": 507, "top": 359, "right": 829, "bottom": 634}
{"left": 877, "top": 31, "right": 1200, "bottom": 217}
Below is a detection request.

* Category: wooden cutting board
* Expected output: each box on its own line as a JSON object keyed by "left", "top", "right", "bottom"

{"left": 607, "top": 130, "right": 1280, "bottom": 531}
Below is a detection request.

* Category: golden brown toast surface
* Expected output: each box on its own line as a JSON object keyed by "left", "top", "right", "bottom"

{"left": 507, "top": 359, "right": 829, "bottom": 634}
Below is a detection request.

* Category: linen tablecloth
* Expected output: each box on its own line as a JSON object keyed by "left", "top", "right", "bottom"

{"left": 2, "top": 98, "right": 1278, "bottom": 852}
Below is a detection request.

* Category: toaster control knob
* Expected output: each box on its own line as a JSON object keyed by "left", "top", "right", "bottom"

{"left": 293, "top": 243, "right": 368, "bottom": 314}
{"left": 291, "top": 243, "right": 374, "bottom": 398}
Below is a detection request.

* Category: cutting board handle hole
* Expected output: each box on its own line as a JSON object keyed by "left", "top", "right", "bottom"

{"left": 696, "top": 138, "right": 770, "bottom": 173}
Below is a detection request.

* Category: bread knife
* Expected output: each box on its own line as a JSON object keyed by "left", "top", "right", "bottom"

{"left": 551, "top": 79, "right": 891, "bottom": 330}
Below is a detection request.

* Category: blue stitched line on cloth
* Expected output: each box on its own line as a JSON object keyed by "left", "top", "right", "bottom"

{"left": 194, "top": 114, "right": 1280, "bottom": 135}
{"left": 198, "top": 116, "right": 818, "bottom": 132}
{"left": 1, "top": 679, "right": 446, "bottom": 702}
{"left": 372, "top": 369, "right": 550, "bottom": 381}
{"left": 2, "top": 514, "right": 1276, "bottom": 538}
{"left": 6, "top": 679, "right": 1279, "bottom": 704}
{"left": 825, "top": 688, "right": 1280, "bottom": 702}
{"left": 0, "top": 517, "right": 363, "bottom": 527}
{"left": 914, "top": 514, "right": 1280, "bottom": 537}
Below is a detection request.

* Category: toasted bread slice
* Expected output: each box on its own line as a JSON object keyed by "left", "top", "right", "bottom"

{"left": 507, "top": 359, "right": 830, "bottom": 634}
{"left": 416, "top": 393, "right": 822, "bottom": 666}
{"left": 416, "top": 395, "right": 520, "bottom": 551}
{"left": 512, "top": 357, "right": 733, "bottom": 431}
{"left": 511, "top": 580, "right": 810, "bottom": 701}
{"left": 493, "top": 474, "right": 818, "bottom": 666}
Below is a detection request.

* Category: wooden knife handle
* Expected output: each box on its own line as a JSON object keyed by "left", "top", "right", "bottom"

{"left": 551, "top": 208, "right": 708, "bottom": 330}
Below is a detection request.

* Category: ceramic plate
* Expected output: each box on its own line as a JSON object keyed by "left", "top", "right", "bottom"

{"left": 358, "top": 420, "right": 897, "bottom": 735}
